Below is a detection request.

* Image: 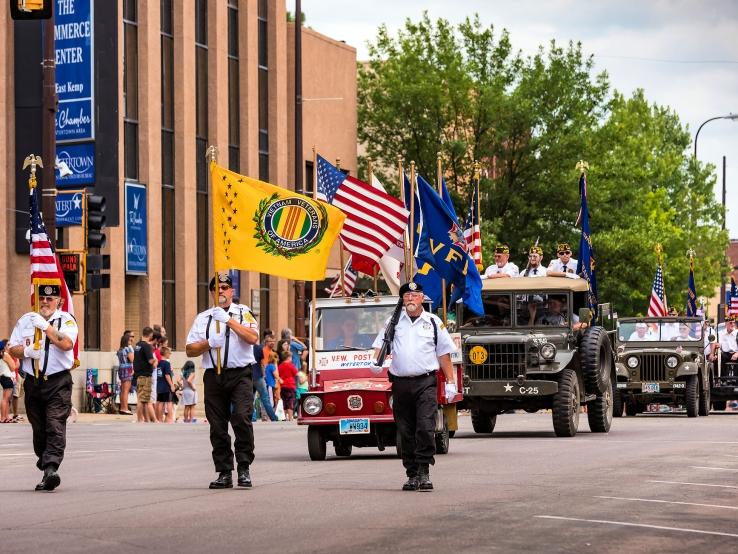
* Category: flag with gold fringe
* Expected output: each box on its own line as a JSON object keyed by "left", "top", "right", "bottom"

{"left": 211, "top": 163, "right": 345, "bottom": 281}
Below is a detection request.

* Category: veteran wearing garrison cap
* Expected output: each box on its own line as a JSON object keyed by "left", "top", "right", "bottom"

{"left": 186, "top": 273, "right": 260, "bottom": 489}
{"left": 8, "top": 281, "right": 78, "bottom": 491}
{"left": 482, "top": 244, "right": 519, "bottom": 279}
{"left": 372, "top": 281, "right": 457, "bottom": 491}
{"left": 547, "top": 243, "right": 580, "bottom": 278}
{"left": 522, "top": 245, "right": 548, "bottom": 277}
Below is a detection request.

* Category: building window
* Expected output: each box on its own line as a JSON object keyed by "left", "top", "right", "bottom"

{"left": 196, "top": 0, "right": 209, "bottom": 311}
{"left": 257, "top": 0, "right": 268, "bottom": 181}
{"left": 123, "top": 0, "right": 138, "bottom": 180}
{"left": 228, "top": 0, "right": 239, "bottom": 172}
{"left": 161, "top": 0, "right": 176, "bottom": 346}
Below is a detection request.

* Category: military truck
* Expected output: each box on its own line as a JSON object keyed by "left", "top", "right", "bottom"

{"left": 614, "top": 317, "right": 710, "bottom": 417}
{"left": 458, "top": 277, "right": 616, "bottom": 437}
{"left": 709, "top": 322, "right": 738, "bottom": 411}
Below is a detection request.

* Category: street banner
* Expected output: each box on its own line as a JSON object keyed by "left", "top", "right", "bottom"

{"left": 125, "top": 182, "right": 148, "bottom": 274}
{"left": 55, "top": 191, "right": 83, "bottom": 227}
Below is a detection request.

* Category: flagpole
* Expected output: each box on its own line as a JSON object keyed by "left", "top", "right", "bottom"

{"left": 336, "top": 158, "right": 349, "bottom": 303}
{"left": 409, "top": 160, "right": 416, "bottom": 283}
{"left": 655, "top": 243, "right": 667, "bottom": 311}
{"left": 398, "top": 155, "right": 410, "bottom": 282}
{"left": 436, "top": 153, "right": 447, "bottom": 324}
{"left": 474, "top": 160, "right": 483, "bottom": 272}
{"left": 368, "top": 160, "right": 380, "bottom": 296}
{"left": 206, "top": 145, "right": 222, "bottom": 377}
{"left": 23, "top": 154, "right": 43, "bottom": 378}
{"left": 310, "top": 146, "right": 319, "bottom": 388}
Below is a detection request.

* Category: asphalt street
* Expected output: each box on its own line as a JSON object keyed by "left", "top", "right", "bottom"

{"left": 1, "top": 411, "right": 737, "bottom": 553}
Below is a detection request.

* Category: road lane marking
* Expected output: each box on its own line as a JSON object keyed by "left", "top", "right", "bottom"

{"left": 690, "top": 466, "right": 738, "bottom": 472}
{"left": 535, "top": 516, "right": 738, "bottom": 538}
{"left": 594, "top": 496, "right": 738, "bottom": 511}
{"left": 648, "top": 480, "right": 738, "bottom": 489}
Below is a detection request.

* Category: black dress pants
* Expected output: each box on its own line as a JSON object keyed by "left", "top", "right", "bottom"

{"left": 203, "top": 367, "right": 255, "bottom": 472}
{"left": 24, "top": 371, "right": 73, "bottom": 471}
{"left": 391, "top": 372, "right": 437, "bottom": 477}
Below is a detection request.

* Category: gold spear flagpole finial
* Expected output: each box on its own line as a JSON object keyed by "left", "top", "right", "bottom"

{"left": 687, "top": 247, "right": 696, "bottom": 270}
{"left": 473, "top": 160, "right": 481, "bottom": 181}
{"left": 575, "top": 160, "right": 589, "bottom": 175}
{"left": 654, "top": 243, "right": 663, "bottom": 265}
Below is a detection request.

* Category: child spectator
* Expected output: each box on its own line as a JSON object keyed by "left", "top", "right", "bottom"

{"left": 278, "top": 350, "right": 298, "bottom": 421}
{"left": 155, "top": 346, "right": 175, "bottom": 423}
{"left": 295, "top": 371, "right": 309, "bottom": 416}
{"left": 181, "top": 360, "right": 197, "bottom": 423}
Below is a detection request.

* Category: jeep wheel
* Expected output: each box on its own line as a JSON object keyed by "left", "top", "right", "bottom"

{"left": 471, "top": 409, "right": 497, "bottom": 434}
{"left": 552, "top": 368, "right": 580, "bottom": 437}
{"left": 307, "top": 426, "right": 326, "bottom": 461}
{"left": 685, "top": 375, "right": 699, "bottom": 418}
{"left": 612, "top": 386, "right": 624, "bottom": 417}
{"left": 625, "top": 399, "right": 640, "bottom": 416}
{"left": 334, "top": 444, "right": 352, "bottom": 457}
{"left": 698, "top": 377, "right": 710, "bottom": 417}
{"left": 712, "top": 400, "right": 727, "bottom": 411}
{"left": 435, "top": 416, "right": 450, "bottom": 455}
{"left": 587, "top": 381, "right": 613, "bottom": 433}
{"left": 580, "top": 326, "right": 613, "bottom": 394}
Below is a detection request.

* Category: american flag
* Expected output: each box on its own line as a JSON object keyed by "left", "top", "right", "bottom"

{"left": 463, "top": 176, "right": 482, "bottom": 268}
{"left": 325, "top": 257, "right": 358, "bottom": 298}
{"left": 316, "top": 155, "right": 408, "bottom": 275}
{"left": 728, "top": 276, "right": 738, "bottom": 316}
{"left": 647, "top": 264, "right": 667, "bottom": 317}
{"left": 29, "top": 183, "right": 78, "bottom": 359}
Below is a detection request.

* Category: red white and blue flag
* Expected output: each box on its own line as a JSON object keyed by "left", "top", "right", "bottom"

{"left": 316, "top": 155, "right": 408, "bottom": 275}
{"left": 647, "top": 264, "right": 667, "bottom": 317}
{"left": 727, "top": 276, "right": 738, "bottom": 317}
{"left": 29, "top": 184, "right": 78, "bottom": 358}
{"left": 325, "top": 257, "right": 358, "bottom": 298}
{"left": 463, "top": 176, "right": 482, "bottom": 269}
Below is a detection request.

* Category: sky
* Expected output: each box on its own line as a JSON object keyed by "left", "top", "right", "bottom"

{"left": 291, "top": 0, "right": 738, "bottom": 237}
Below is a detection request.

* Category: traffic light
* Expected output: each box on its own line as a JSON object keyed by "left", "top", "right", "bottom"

{"left": 9, "top": 0, "right": 52, "bottom": 20}
{"left": 59, "top": 251, "right": 83, "bottom": 294}
{"left": 85, "top": 193, "right": 107, "bottom": 249}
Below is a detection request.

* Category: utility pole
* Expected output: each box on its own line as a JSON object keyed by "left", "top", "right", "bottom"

{"left": 294, "top": 0, "right": 306, "bottom": 337}
{"left": 41, "top": 14, "right": 57, "bottom": 248}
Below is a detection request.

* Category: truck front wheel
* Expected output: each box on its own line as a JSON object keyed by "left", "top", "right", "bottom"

{"left": 471, "top": 409, "right": 497, "bottom": 434}
{"left": 307, "top": 426, "right": 326, "bottom": 461}
{"left": 552, "top": 368, "right": 580, "bottom": 437}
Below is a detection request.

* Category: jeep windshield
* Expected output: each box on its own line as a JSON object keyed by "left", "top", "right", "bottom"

{"left": 618, "top": 320, "right": 703, "bottom": 342}
{"left": 315, "top": 304, "right": 396, "bottom": 351}
{"left": 459, "top": 292, "right": 572, "bottom": 328}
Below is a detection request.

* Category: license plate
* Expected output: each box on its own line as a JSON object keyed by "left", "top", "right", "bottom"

{"left": 616, "top": 383, "right": 627, "bottom": 389}
{"left": 339, "top": 418, "right": 370, "bottom": 435}
{"left": 642, "top": 382, "right": 660, "bottom": 393}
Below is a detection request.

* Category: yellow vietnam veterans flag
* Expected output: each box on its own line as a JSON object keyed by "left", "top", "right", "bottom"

{"left": 212, "top": 163, "right": 345, "bottom": 281}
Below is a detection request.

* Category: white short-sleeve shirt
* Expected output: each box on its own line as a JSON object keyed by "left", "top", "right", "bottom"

{"left": 719, "top": 329, "right": 738, "bottom": 353}
{"left": 483, "top": 262, "right": 519, "bottom": 278}
{"left": 9, "top": 310, "right": 78, "bottom": 377}
{"left": 522, "top": 266, "right": 547, "bottom": 277}
{"left": 548, "top": 258, "right": 578, "bottom": 274}
{"left": 186, "top": 303, "right": 259, "bottom": 369}
{"left": 372, "top": 309, "right": 456, "bottom": 377}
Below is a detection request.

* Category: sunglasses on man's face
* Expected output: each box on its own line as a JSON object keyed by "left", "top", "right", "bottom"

{"left": 39, "top": 296, "right": 57, "bottom": 303}
{"left": 218, "top": 285, "right": 232, "bottom": 291}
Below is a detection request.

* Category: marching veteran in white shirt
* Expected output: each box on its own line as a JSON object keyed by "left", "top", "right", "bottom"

{"left": 8, "top": 281, "right": 78, "bottom": 492}
{"left": 186, "top": 273, "right": 259, "bottom": 490}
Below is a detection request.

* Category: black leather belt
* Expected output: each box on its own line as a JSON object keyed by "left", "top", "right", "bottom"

{"left": 206, "top": 363, "right": 256, "bottom": 372}
{"left": 389, "top": 370, "right": 436, "bottom": 381}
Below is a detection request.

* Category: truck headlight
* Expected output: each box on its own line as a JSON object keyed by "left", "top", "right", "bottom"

{"left": 666, "top": 356, "right": 679, "bottom": 369}
{"left": 627, "top": 356, "right": 639, "bottom": 369}
{"left": 388, "top": 394, "right": 393, "bottom": 410}
{"left": 302, "top": 395, "right": 323, "bottom": 416}
{"left": 540, "top": 343, "right": 556, "bottom": 361}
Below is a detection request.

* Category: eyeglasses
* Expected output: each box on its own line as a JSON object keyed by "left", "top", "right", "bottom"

{"left": 39, "top": 296, "right": 56, "bottom": 303}
{"left": 558, "top": 251, "right": 571, "bottom": 255}
{"left": 218, "top": 285, "right": 232, "bottom": 291}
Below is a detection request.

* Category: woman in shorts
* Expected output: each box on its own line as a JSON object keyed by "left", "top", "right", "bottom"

{"left": 181, "top": 361, "right": 197, "bottom": 423}
{"left": 116, "top": 332, "right": 135, "bottom": 415}
{"left": 0, "top": 339, "right": 16, "bottom": 423}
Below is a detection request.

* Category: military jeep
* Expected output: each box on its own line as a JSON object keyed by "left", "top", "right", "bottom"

{"left": 458, "top": 277, "right": 616, "bottom": 437}
{"left": 614, "top": 317, "right": 710, "bottom": 417}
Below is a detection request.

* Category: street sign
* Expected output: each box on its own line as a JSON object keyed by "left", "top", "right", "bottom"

{"left": 55, "top": 191, "right": 83, "bottom": 226}
{"left": 55, "top": 143, "right": 95, "bottom": 187}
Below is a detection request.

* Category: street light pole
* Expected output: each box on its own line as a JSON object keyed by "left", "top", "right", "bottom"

{"left": 694, "top": 113, "right": 738, "bottom": 158}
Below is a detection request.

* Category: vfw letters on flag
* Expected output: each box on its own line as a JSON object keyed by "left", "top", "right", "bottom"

{"left": 211, "top": 164, "right": 345, "bottom": 281}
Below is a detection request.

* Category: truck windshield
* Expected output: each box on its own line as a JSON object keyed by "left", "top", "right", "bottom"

{"left": 315, "top": 304, "right": 397, "bottom": 351}
{"left": 618, "top": 321, "right": 703, "bottom": 342}
{"left": 459, "top": 293, "right": 512, "bottom": 328}
{"left": 515, "top": 293, "right": 570, "bottom": 327}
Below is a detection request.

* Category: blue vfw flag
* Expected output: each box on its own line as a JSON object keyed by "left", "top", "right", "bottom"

{"left": 575, "top": 172, "right": 598, "bottom": 315}
{"left": 685, "top": 260, "right": 697, "bottom": 317}
{"left": 413, "top": 174, "right": 484, "bottom": 315}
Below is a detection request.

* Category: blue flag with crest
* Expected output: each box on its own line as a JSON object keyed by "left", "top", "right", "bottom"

{"left": 575, "top": 172, "right": 598, "bottom": 316}
{"left": 412, "top": 174, "right": 484, "bottom": 315}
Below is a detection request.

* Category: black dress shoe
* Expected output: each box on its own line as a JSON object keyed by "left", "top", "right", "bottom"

{"left": 237, "top": 468, "right": 252, "bottom": 488}
{"left": 35, "top": 468, "right": 61, "bottom": 491}
{"left": 417, "top": 467, "right": 433, "bottom": 491}
{"left": 209, "top": 472, "right": 233, "bottom": 489}
{"left": 402, "top": 476, "right": 419, "bottom": 491}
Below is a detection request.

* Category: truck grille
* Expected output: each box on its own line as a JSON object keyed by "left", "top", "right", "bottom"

{"left": 640, "top": 354, "right": 667, "bottom": 382}
{"left": 465, "top": 343, "right": 527, "bottom": 381}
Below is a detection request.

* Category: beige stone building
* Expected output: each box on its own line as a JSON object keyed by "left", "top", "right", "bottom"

{"left": 0, "top": 0, "right": 357, "bottom": 407}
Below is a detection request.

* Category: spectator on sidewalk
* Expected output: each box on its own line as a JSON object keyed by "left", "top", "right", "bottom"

{"left": 116, "top": 332, "right": 135, "bottom": 415}
{"left": 265, "top": 351, "right": 280, "bottom": 416}
{"left": 133, "top": 327, "right": 157, "bottom": 422}
{"left": 155, "top": 346, "right": 175, "bottom": 423}
{"left": 0, "top": 340, "right": 15, "bottom": 423}
{"left": 278, "top": 350, "right": 298, "bottom": 421}
{"left": 280, "top": 328, "right": 308, "bottom": 371}
{"left": 295, "top": 370, "right": 309, "bottom": 417}
{"left": 181, "top": 361, "right": 197, "bottom": 423}
{"left": 252, "top": 331, "right": 278, "bottom": 422}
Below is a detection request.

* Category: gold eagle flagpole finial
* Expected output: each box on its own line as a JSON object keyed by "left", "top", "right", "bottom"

{"left": 23, "top": 154, "right": 44, "bottom": 190}
{"left": 575, "top": 160, "right": 589, "bottom": 175}
{"left": 654, "top": 243, "right": 663, "bottom": 266}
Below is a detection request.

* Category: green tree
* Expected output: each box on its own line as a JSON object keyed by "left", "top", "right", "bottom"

{"left": 358, "top": 13, "right": 727, "bottom": 315}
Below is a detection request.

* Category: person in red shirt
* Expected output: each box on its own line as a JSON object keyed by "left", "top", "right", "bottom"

{"left": 277, "top": 350, "right": 298, "bottom": 421}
